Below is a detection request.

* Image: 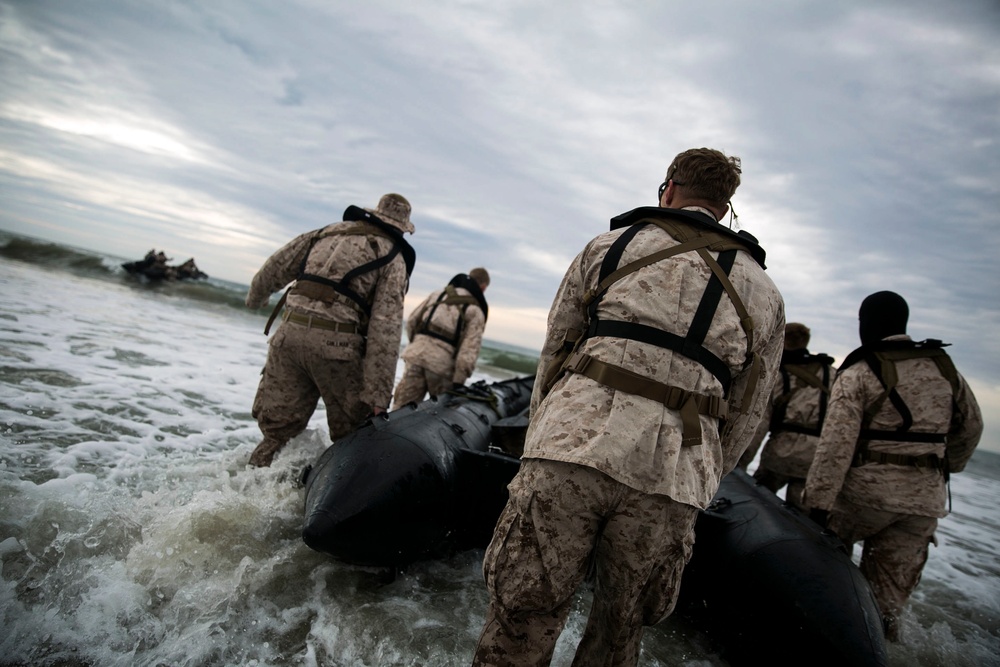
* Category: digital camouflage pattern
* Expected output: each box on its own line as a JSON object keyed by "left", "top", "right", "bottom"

{"left": 803, "top": 333, "right": 983, "bottom": 641}
{"left": 474, "top": 207, "right": 784, "bottom": 665}
{"left": 740, "top": 355, "right": 836, "bottom": 506}
{"left": 251, "top": 324, "right": 367, "bottom": 443}
{"left": 473, "top": 459, "right": 699, "bottom": 667}
{"left": 825, "top": 497, "right": 938, "bottom": 642}
{"left": 392, "top": 285, "right": 486, "bottom": 406}
{"left": 246, "top": 216, "right": 410, "bottom": 461}
{"left": 525, "top": 210, "right": 786, "bottom": 507}
{"left": 804, "top": 335, "right": 983, "bottom": 517}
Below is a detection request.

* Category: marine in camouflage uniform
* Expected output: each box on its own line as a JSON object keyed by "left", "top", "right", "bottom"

{"left": 244, "top": 194, "right": 415, "bottom": 467}
{"left": 473, "top": 149, "right": 785, "bottom": 667}
{"left": 737, "top": 322, "right": 836, "bottom": 509}
{"left": 804, "top": 291, "right": 982, "bottom": 642}
{"left": 392, "top": 268, "right": 489, "bottom": 407}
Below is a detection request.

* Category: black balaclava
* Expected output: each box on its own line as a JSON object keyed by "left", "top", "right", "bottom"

{"left": 858, "top": 291, "right": 909, "bottom": 345}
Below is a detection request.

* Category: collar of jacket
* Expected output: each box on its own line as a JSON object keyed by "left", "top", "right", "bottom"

{"left": 838, "top": 335, "right": 953, "bottom": 371}
{"left": 609, "top": 206, "right": 767, "bottom": 269}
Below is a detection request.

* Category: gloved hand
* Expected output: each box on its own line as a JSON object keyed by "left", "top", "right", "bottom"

{"left": 452, "top": 383, "right": 464, "bottom": 391}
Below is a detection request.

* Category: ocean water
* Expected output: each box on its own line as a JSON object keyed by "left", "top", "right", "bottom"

{"left": 1, "top": 233, "right": 998, "bottom": 667}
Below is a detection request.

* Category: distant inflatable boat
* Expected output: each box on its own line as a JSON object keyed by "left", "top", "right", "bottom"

{"left": 122, "top": 250, "right": 208, "bottom": 281}
{"left": 301, "top": 375, "right": 887, "bottom": 666}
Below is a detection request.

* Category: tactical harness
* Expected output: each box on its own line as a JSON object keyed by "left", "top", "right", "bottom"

{"left": 264, "top": 206, "right": 415, "bottom": 336}
{"left": 413, "top": 274, "right": 488, "bottom": 357}
{"left": 543, "top": 207, "right": 768, "bottom": 447}
{"left": 768, "top": 350, "right": 835, "bottom": 437}
{"left": 839, "top": 339, "right": 960, "bottom": 475}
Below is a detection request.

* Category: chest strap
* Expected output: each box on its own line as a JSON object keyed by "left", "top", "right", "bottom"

{"left": 563, "top": 351, "right": 728, "bottom": 446}
{"left": 769, "top": 358, "right": 832, "bottom": 436}
{"left": 264, "top": 220, "right": 413, "bottom": 335}
{"left": 415, "top": 285, "right": 476, "bottom": 351}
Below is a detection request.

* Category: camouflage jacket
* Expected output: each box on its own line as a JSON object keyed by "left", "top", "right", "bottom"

{"left": 748, "top": 352, "right": 837, "bottom": 477}
{"left": 246, "top": 220, "right": 409, "bottom": 409}
{"left": 804, "top": 335, "right": 983, "bottom": 517}
{"left": 401, "top": 286, "right": 486, "bottom": 385}
{"left": 524, "top": 207, "right": 785, "bottom": 507}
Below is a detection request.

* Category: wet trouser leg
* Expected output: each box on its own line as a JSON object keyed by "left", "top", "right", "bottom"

{"left": 250, "top": 335, "right": 321, "bottom": 465}
{"left": 829, "top": 500, "right": 937, "bottom": 642}
{"left": 473, "top": 459, "right": 698, "bottom": 667}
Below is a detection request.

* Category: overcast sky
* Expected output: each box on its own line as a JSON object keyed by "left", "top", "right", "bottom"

{"left": 1, "top": 0, "right": 998, "bottom": 451}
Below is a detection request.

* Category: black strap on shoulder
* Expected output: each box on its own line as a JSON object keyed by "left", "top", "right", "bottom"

{"left": 769, "top": 353, "right": 833, "bottom": 434}
{"left": 586, "top": 221, "right": 739, "bottom": 394}
{"left": 415, "top": 276, "right": 488, "bottom": 351}
{"left": 449, "top": 273, "right": 489, "bottom": 320}
{"left": 609, "top": 206, "right": 767, "bottom": 268}
{"left": 416, "top": 288, "right": 465, "bottom": 348}
{"left": 848, "top": 339, "right": 955, "bottom": 461}
{"left": 292, "top": 210, "right": 417, "bottom": 319}
{"left": 343, "top": 205, "right": 416, "bottom": 277}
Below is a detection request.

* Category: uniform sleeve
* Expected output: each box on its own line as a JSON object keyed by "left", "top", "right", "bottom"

{"left": 721, "top": 301, "right": 785, "bottom": 472}
{"left": 803, "top": 368, "right": 869, "bottom": 510}
{"left": 245, "top": 231, "right": 314, "bottom": 309}
{"left": 453, "top": 306, "right": 486, "bottom": 384}
{"left": 405, "top": 292, "right": 433, "bottom": 342}
{"left": 530, "top": 245, "right": 590, "bottom": 416}
{"left": 360, "top": 256, "right": 408, "bottom": 410}
{"left": 945, "top": 373, "right": 984, "bottom": 473}
{"left": 737, "top": 398, "right": 773, "bottom": 470}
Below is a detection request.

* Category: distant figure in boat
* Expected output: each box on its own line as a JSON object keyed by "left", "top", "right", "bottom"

{"left": 122, "top": 249, "right": 208, "bottom": 281}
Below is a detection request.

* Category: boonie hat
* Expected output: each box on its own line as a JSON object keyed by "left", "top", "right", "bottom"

{"left": 366, "top": 193, "right": 414, "bottom": 234}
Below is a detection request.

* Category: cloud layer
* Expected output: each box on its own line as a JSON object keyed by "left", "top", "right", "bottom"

{"left": 2, "top": 0, "right": 998, "bottom": 449}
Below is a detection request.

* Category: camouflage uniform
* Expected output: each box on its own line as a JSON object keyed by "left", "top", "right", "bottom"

{"left": 392, "top": 282, "right": 487, "bottom": 406}
{"left": 739, "top": 349, "right": 836, "bottom": 508}
{"left": 804, "top": 334, "right": 983, "bottom": 640}
{"left": 245, "top": 195, "right": 414, "bottom": 466}
{"left": 473, "top": 204, "right": 785, "bottom": 666}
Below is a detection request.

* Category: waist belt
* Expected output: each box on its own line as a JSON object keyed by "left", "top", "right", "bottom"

{"left": 853, "top": 450, "right": 945, "bottom": 471}
{"left": 563, "top": 351, "right": 727, "bottom": 446}
{"left": 283, "top": 311, "right": 359, "bottom": 334}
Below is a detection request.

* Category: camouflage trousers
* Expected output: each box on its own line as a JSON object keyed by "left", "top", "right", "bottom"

{"left": 473, "top": 458, "right": 699, "bottom": 667}
{"left": 392, "top": 362, "right": 451, "bottom": 407}
{"left": 829, "top": 497, "right": 938, "bottom": 642}
{"left": 252, "top": 323, "right": 368, "bottom": 457}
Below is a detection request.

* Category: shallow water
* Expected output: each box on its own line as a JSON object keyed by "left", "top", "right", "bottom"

{"left": 1, "top": 248, "right": 998, "bottom": 666}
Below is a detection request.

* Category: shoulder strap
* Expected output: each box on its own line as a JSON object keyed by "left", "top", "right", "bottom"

{"left": 289, "top": 216, "right": 416, "bottom": 322}
{"left": 585, "top": 218, "right": 756, "bottom": 398}
{"left": 415, "top": 285, "right": 472, "bottom": 350}
{"left": 854, "top": 340, "right": 957, "bottom": 451}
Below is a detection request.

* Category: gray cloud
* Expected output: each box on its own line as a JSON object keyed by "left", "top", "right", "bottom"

{"left": 1, "top": 0, "right": 998, "bottom": 449}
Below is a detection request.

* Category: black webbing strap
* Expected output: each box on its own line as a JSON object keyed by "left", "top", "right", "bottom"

{"left": 769, "top": 361, "right": 831, "bottom": 434}
{"left": 583, "top": 222, "right": 742, "bottom": 395}
{"left": 858, "top": 429, "right": 947, "bottom": 443}
{"left": 590, "top": 320, "right": 732, "bottom": 392}
{"left": 415, "top": 287, "right": 471, "bottom": 351}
